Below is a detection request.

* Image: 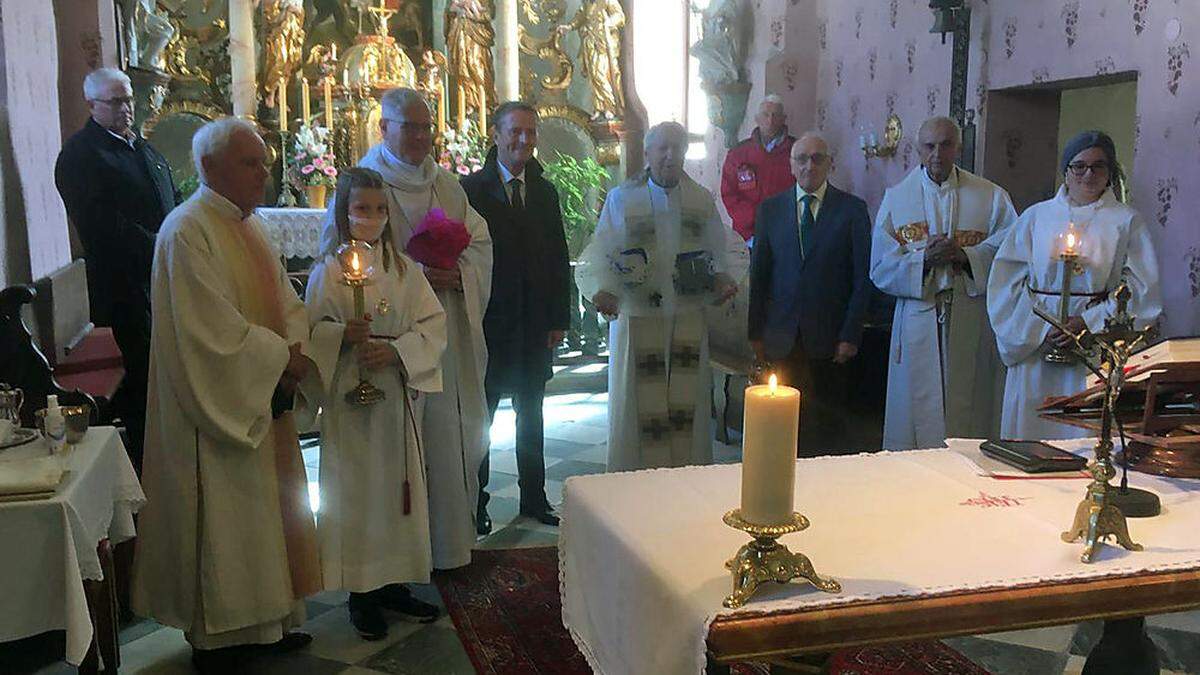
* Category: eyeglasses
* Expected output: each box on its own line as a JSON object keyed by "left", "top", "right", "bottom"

{"left": 94, "top": 96, "right": 135, "bottom": 108}
{"left": 1067, "top": 161, "right": 1109, "bottom": 177}
{"left": 792, "top": 153, "right": 829, "bottom": 165}
{"left": 383, "top": 118, "right": 433, "bottom": 135}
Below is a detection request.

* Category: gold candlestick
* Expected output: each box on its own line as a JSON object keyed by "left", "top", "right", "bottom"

{"left": 456, "top": 83, "right": 466, "bottom": 132}
{"left": 278, "top": 77, "right": 288, "bottom": 132}
{"left": 337, "top": 242, "right": 386, "bottom": 407}
{"left": 721, "top": 509, "right": 840, "bottom": 609}
{"left": 323, "top": 76, "right": 334, "bottom": 130}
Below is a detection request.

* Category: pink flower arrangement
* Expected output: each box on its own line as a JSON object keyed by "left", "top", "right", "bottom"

{"left": 437, "top": 120, "right": 488, "bottom": 177}
{"left": 288, "top": 124, "right": 338, "bottom": 189}
{"left": 405, "top": 208, "right": 472, "bottom": 270}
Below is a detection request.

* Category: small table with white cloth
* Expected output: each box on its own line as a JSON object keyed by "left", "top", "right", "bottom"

{"left": 0, "top": 427, "right": 145, "bottom": 670}
{"left": 559, "top": 438, "right": 1200, "bottom": 674}
{"left": 257, "top": 207, "right": 327, "bottom": 260}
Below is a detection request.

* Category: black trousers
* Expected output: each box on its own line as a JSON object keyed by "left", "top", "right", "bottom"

{"left": 110, "top": 305, "right": 150, "bottom": 475}
{"left": 773, "top": 345, "right": 852, "bottom": 458}
{"left": 478, "top": 379, "right": 550, "bottom": 512}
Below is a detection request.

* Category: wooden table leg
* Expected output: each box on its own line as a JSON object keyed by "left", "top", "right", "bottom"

{"left": 80, "top": 539, "right": 120, "bottom": 673}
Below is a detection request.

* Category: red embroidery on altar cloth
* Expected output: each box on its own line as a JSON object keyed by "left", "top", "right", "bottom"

{"left": 959, "top": 491, "right": 1030, "bottom": 508}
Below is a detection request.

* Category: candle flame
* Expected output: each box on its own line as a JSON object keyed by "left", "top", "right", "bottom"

{"left": 768, "top": 373, "right": 778, "bottom": 394}
{"left": 351, "top": 251, "right": 360, "bottom": 272}
{"left": 1065, "top": 232, "right": 1077, "bottom": 251}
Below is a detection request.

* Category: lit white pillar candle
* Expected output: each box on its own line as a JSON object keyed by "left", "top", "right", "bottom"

{"left": 301, "top": 75, "right": 311, "bottom": 123}
{"left": 740, "top": 374, "right": 800, "bottom": 525}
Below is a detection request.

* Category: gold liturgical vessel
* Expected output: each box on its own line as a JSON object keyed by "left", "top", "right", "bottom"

{"left": 1034, "top": 283, "right": 1153, "bottom": 563}
{"left": 336, "top": 241, "right": 386, "bottom": 406}
{"left": 722, "top": 509, "right": 841, "bottom": 608}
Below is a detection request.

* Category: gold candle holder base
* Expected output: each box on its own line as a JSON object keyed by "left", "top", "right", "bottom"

{"left": 345, "top": 380, "right": 386, "bottom": 406}
{"left": 1061, "top": 438, "right": 1142, "bottom": 563}
{"left": 722, "top": 509, "right": 841, "bottom": 609}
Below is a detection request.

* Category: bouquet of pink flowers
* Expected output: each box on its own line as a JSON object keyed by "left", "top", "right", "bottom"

{"left": 405, "top": 208, "right": 472, "bottom": 269}
{"left": 289, "top": 124, "right": 338, "bottom": 188}
{"left": 436, "top": 120, "right": 487, "bottom": 176}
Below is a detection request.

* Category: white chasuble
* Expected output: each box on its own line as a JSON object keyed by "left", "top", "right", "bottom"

{"left": 322, "top": 147, "right": 492, "bottom": 570}
{"left": 987, "top": 186, "right": 1162, "bottom": 440}
{"left": 577, "top": 175, "right": 748, "bottom": 472}
{"left": 303, "top": 250, "right": 446, "bottom": 592}
{"left": 872, "top": 167, "right": 1017, "bottom": 450}
{"left": 133, "top": 186, "right": 321, "bottom": 648}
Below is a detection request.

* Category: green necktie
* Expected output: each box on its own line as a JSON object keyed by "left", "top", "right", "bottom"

{"left": 799, "top": 194, "right": 815, "bottom": 258}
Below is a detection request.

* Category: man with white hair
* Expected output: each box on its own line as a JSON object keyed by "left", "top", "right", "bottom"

{"left": 577, "top": 121, "right": 747, "bottom": 471}
{"left": 871, "top": 116, "right": 1017, "bottom": 450}
{"left": 132, "top": 117, "right": 322, "bottom": 672}
{"left": 54, "top": 67, "right": 179, "bottom": 474}
{"left": 720, "top": 94, "right": 795, "bottom": 242}
{"left": 321, "top": 87, "right": 492, "bottom": 572}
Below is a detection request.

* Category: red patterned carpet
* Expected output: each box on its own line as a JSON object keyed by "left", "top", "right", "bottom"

{"left": 435, "top": 546, "right": 990, "bottom": 675}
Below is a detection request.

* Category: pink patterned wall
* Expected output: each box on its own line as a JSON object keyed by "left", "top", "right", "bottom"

{"left": 695, "top": 0, "right": 1200, "bottom": 338}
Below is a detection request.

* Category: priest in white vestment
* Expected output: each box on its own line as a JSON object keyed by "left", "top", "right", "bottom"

{"left": 304, "top": 167, "right": 447, "bottom": 639}
{"left": 132, "top": 118, "right": 322, "bottom": 667}
{"left": 321, "top": 88, "right": 492, "bottom": 570}
{"left": 871, "top": 117, "right": 1017, "bottom": 450}
{"left": 988, "top": 130, "right": 1162, "bottom": 440}
{"left": 576, "top": 121, "right": 748, "bottom": 472}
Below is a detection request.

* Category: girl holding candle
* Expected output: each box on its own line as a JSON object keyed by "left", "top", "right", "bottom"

{"left": 302, "top": 168, "right": 448, "bottom": 640}
{"left": 987, "top": 131, "right": 1162, "bottom": 440}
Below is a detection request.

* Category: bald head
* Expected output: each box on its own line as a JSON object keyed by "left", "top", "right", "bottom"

{"left": 918, "top": 116, "right": 962, "bottom": 184}
{"left": 790, "top": 131, "right": 832, "bottom": 193}
{"left": 756, "top": 95, "right": 786, "bottom": 140}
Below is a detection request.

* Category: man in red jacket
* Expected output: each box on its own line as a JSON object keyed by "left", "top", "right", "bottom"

{"left": 720, "top": 95, "right": 795, "bottom": 243}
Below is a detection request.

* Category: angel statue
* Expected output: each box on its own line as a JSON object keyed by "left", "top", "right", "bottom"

{"left": 118, "top": 0, "right": 177, "bottom": 69}
{"left": 260, "top": 0, "right": 306, "bottom": 108}
{"left": 445, "top": 0, "right": 496, "bottom": 113}
{"left": 560, "top": 0, "right": 626, "bottom": 118}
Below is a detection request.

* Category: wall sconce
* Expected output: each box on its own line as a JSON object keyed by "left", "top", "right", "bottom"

{"left": 860, "top": 114, "right": 903, "bottom": 159}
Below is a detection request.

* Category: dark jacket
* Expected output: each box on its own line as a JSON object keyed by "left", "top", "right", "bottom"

{"left": 748, "top": 183, "right": 873, "bottom": 361}
{"left": 54, "top": 118, "right": 178, "bottom": 330}
{"left": 460, "top": 147, "right": 571, "bottom": 390}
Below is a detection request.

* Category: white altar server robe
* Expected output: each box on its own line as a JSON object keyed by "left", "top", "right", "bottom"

{"left": 132, "top": 186, "right": 320, "bottom": 647}
{"left": 303, "top": 252, "right": 446, "bottom": 592}
{"left": 576, "top": 175, "right": 749, "bottom": 471}
{"left": 987, "top": 186, "right": 1162, "bottom": 440}
{"left": 322, "top": 148, "right": 492, "bottom": 570}
{"left": 871, "top": 167, "right": 1017, "bottom": 450}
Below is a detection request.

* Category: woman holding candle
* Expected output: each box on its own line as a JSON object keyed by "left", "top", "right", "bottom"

{"left": 987, "top": 131, "right": 1161, "bottom": 440}
{"left": 303, "top": 168, "right": 448, "bottom": 640}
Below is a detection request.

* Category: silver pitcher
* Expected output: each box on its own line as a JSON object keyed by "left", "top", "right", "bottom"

{"left": 0, "top": 384, "right": 24, "bottom": 424}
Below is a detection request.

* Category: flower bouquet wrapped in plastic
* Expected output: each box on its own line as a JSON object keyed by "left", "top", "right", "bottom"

{"left": 405, "top": 208, "right": 472, "bottom": 269}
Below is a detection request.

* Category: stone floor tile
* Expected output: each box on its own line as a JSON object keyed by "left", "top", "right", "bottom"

{"left": 113, "top": 625, "right": 193, "bottom": 674}
{"left": 943, "top": 635, "right": 1069, "bottom": 675}
{"left": 119, "top": 617, "right": 163, "bottom": 646}
{"left": 544, "top": 438, "right": 597, "bottom": 458}
{"left": 1148, "top": 609, "right": 1200, "bottom": 634}
{"left": 1149, "top": 625, "right": 1200, "bottom": 673}
{"left": 545, "top": 459, "right": 608, "bottom": 482}
{"left": 359, "top": 622, "right": 474, "bottom": 675}
{"left": 573, "top": 443, "right": 610, "bottom": 464}
{"left": 544, "top": 422, "right": 609, "bottom": 445}
{"left": 983, "top": 624, "right": 1078, "bottom": 653}
{"left": 302, "top": 601, "right": 423, "bottom": 666}
{"left": 477, "top": 524, "right": 559, "bottom": 550}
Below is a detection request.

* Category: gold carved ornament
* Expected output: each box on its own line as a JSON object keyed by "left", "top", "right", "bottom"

{"left": 259, "top": 0, "right": 306, "bottom": 105}
{"left": 518, "top": 25, "right": 573, "bottom": 90}
{"left": 444, "top": 0, "right": 496, "bottom": 112}
{"left": 560, "top": 0, "right": 626, "bottom": 118}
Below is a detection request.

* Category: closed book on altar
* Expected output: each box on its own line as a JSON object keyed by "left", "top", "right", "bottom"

{"left": 979, "top": 440, "right": 1088, "bottom": 473}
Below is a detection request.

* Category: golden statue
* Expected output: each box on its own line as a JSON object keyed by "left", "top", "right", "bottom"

{"left": 260, "top": 0, "right": 306, "bottom": 107}
{"left": 444, "top": 0, "right": 496, "bottom": 113}
{"left": 560, "top": 0, "right": 626, "bottom": 118}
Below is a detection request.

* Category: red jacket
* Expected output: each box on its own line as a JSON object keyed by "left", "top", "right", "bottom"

{"left": 720, "top": 128, "right": 795, "bottom": 241}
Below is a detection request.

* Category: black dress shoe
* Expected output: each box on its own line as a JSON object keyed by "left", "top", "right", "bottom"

{"left": 270, "top": 631, "right": 313, "bottom": 652}
{"left": 372, "top": 583, "right": 440, "bottom": 623}
{"left": 348, "top": 592, "right": 388, "bottom": 640}
{"left": 476, "top": 505, "right": 493, "bottom": 535}
{"left": 520, "top": 504, "right": 560, "bottom": 526}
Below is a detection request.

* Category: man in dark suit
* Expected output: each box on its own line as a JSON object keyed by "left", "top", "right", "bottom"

{"left": 461, "top": 102, "right": 571, "bottom": 531}
{"left": 55, "top": 67, "right": 179, "bottom": 474}
{"left": 747, "top": 131, "right": 872, "bottom": 456}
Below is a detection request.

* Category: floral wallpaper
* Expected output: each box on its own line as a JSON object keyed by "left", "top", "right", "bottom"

{"left": 694, "top": 0, "right": 1200, "bottom": 338}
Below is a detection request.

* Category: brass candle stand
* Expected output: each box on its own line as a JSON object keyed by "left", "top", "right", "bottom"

{"left": 721, "top": 509, "right": 841, "bottom": 609}
{"left": 1033, "top": 283, "right": 1153, "bottom": 563}
{"left": 337, "top": 241, "right": 386, "bottom": 407}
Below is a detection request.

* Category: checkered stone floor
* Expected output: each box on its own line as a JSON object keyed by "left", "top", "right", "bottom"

{"left": 19, "top": 386, "right": 1200, "bottom": 674}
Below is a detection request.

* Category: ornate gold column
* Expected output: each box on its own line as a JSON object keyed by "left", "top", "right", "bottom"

{"left": 495, "top": 0, "right": 520, "bottom": 102}
{"left": 228, "top": 0, "right": 257, "bottom": 119}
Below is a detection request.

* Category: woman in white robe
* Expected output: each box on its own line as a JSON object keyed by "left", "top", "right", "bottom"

{"left": 577, "top": 123, "right": 748, "bottom": 472}
{"left": 304, "top": 168, "right": 447, "bottom": 638}
{"left": 987, "top": 131, "right": 1161, "bottom": 440}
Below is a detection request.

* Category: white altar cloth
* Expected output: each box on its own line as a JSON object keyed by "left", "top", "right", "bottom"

{"left": 257, "top": 207, "right": 326, "bottom": 259}
{"left": 0, "top": 427, "right": 144, "bottom": 665}
{"left": 559, "top": 439, "right": 1200, "bottom": 675}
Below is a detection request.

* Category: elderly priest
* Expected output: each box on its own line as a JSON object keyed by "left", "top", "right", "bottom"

{"left": 871, "top": 116, "right": 1017, "bottom": 450}
{"left": 577, "top": 121, "right": 747, "bottom": 472}
{"left": 132, "top": 118, "right": 321, "bottom": 671}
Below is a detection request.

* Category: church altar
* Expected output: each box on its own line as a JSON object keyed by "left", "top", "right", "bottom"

{"left": 0, "top": 427, "right": 144, "bottom": 666}
{"left": 559, "top": 439, "right": 1200, "bottom": 675}
{"left": 257, "top": 206, "right": 327, "bottom": 260}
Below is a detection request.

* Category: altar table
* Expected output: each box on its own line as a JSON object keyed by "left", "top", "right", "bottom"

{"left": 0, "top": 427, "right": 145, "bottom": 668}
{"left": 558, "top": 439, "right": 1200, "bottom": 675}
{"left": 257, "top": 207, "right": 326, "bottom": 260}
